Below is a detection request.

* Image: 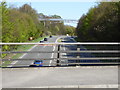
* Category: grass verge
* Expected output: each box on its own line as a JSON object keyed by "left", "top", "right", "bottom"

{"left": 57, "top": 38, "right": 62, "bottom": 42}
{"left": 2, "top": 36, "right": 47, "bottom": 67}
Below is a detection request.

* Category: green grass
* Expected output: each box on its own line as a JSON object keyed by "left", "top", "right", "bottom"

{"left": 2, "top": 36, "right": 47, "bottom": 67}
{"left": 57, "top": 38, "right": 62, "bottom": 42}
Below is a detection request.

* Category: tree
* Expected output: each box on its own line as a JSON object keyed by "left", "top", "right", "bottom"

{"left": 76, "top": 2, "right": 120, "bottom": 42}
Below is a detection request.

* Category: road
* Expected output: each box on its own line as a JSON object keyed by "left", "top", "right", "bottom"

{"left": 59, "top": 36, "right": 98, "bottom": 66}
{"left": 10, "top": 35, "right": 78, "bottom": 67}
{"left": 2, "top": 36, "right": 118, "bottom": 88}
{"left": 11, "top": 36, "right": 60, "bottom": 67}
{"left": 8, "top": 35, "right": 118, "bottom": 67}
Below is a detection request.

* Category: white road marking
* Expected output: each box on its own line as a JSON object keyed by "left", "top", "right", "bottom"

{"left": 8, "top": 36, "right": 64, "bottom": 67}
{"left": 49, "top": 36, "right": 62, "bottom": 66}
{"left": 61, "top": 43, "right": 68, "bottom": 65}
{"left": 50, "top": 46, "right": 56, "bottom": 66}
{"left": 49, "top": 46, "right": 55, "bottom": 66}
{"left": 8, "top": 44, "right": 38, "bottom": 67}
{"left": 60, "top": 37, "right": 70, "bottom": 65}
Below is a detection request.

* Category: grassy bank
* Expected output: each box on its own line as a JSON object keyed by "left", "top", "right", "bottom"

{"left": 2, "top": 36, "right": 47, "bottom": 67}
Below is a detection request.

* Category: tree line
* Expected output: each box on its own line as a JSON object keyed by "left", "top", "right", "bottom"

{"left": 1, "top": 2, "right": 75, "bottom": 52}
{"left": 76, "top": 2, "right": 119, "bottom": 42}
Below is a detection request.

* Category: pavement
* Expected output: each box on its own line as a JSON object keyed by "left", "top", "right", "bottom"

{"left": 2, "top": 66, "right": 118, "bottom": 88}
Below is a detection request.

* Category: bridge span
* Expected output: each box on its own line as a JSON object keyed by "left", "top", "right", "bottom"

{"left": 2, "top": 66, "right": 118, "bottom": 89}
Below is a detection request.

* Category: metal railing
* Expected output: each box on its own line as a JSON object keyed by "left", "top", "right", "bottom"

{"left": 0, "top": 42, "right": 120, "bottom": 67}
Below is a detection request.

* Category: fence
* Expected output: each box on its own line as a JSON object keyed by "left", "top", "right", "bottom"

{"left": 0, "top": 42, "right": 120, "bottom": 67}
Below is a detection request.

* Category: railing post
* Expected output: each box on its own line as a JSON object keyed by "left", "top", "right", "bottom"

{"left": 77, "top": 44, "right": 80, "bottom": 58}
{"left": 77, "top": 44, "right": 80, "bottom": 65}
{"left": 57, "top": 44, "right": 60, "bottom": 66}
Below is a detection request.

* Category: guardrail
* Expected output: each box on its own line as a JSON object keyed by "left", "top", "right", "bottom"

{"left": 1, "top": 50, "right": 120, "bottom": 54}
{"left": 0, "top": 42, "right": 120, "bottom": 67}
{"left": 1, "top": 42, "right": 120, "bottom": 45}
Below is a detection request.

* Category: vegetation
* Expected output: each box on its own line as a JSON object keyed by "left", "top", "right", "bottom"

{"left": 2, "top": 36, "right": 45, "bottom": 67}
{"left": 76, "top": 2, "right": 119, "bottom": 42}
{"left": 0, "top": 2, "right": 75, "bottom": 57}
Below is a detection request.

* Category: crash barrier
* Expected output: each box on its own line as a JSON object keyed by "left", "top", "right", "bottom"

{"left": 0, "top": 42, "right": 120, "bottom": 67}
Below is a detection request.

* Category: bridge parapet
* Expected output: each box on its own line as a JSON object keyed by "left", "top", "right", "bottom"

{"left": 1, "top": 42, "right": 120, "bottom": 67}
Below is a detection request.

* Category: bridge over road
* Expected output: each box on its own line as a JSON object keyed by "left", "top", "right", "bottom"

{"left": 1, "top": 36, "right": 119, "bottom": 90}
{"left": 2, "top": 66, "right": 118, "bottom": 88}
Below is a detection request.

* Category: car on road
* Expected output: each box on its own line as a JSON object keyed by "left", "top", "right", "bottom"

{"left": 33, "top": 60, "right": 43, "bottom": 67}
{"left": 49, "top": 35, "right": 52, "bottom": 38}
{"left": 44, "top": 38, "right": 48, "bottom": 41}
{"left": 71, "top": 36, "right": 74, "bottom": 38}
{"left": 39, "top": 40, "right": 43, "bottom": 43}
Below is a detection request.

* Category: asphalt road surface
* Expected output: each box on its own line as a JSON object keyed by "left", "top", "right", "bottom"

{"left": 10, "top": 35, "right": 80, "bottom": 67}
{"left": 59, "top": 36, "right": 97, "bottom": 66}
{"left": 10, "top": 36, "right": 60, "bottom": 67}
{"left": 9, "top": 35, "right": 117, "bottom": 67}
{"left": 2, "top": 36, "right": 118, "bottom": 88}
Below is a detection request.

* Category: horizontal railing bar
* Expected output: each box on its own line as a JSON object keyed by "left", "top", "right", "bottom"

{"left": 0, "top": 42, "right": 120, "bottom": 45}
{"left": 2, "top": 62, "right": 120, "bottom": 66}
{"left": 2, "top": 58, "right": 53, "bottom": 61}
{"left": 2, "top": 64, "right": 30, "bottom": 66}
{"left": 62, "top": 57, "right": 120, "bottom": 60}
{"left": 65, "top": 62, "right": 120, "bottom": 64}
{"left": 1, "top": 50, "right": 120, "bottom": 54}
{"left": 2, "top": 63, "right": 57, "bottom": 65}
{"left": 2, "top": 57, "right": 120, "bottom": 61}
{"left": 1, "top": 64, "right": 41, "bottom": 66}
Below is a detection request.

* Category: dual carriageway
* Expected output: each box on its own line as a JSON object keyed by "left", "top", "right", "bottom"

{"left": 1, "top": 36, "right": 120, "bottom": 89}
